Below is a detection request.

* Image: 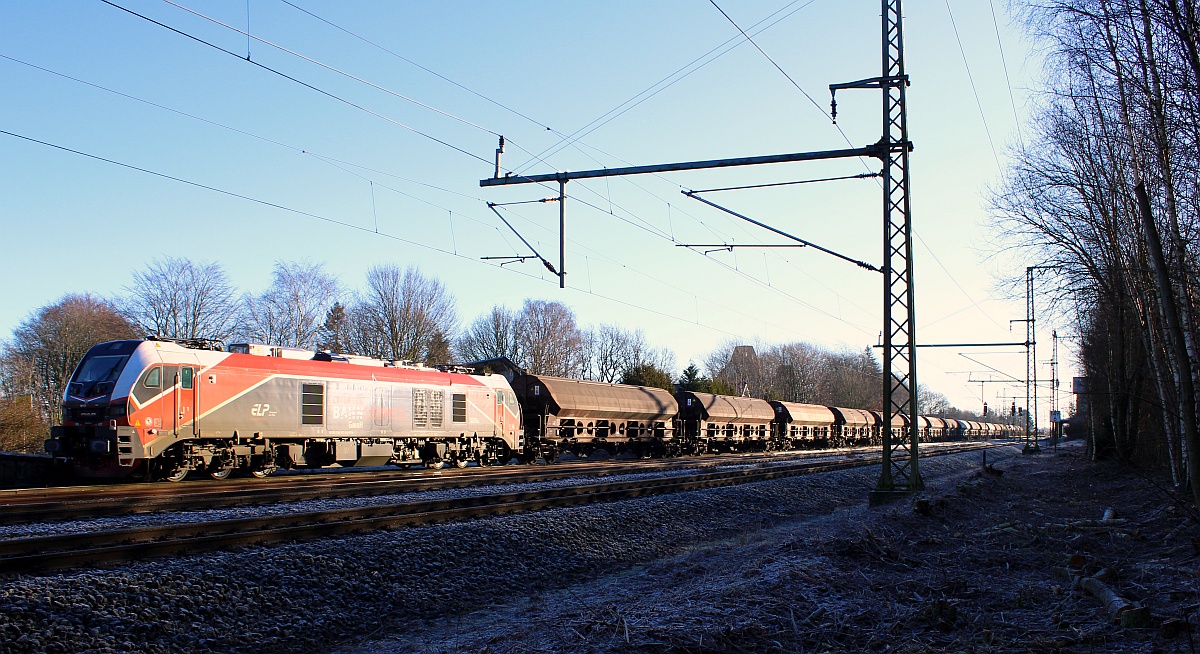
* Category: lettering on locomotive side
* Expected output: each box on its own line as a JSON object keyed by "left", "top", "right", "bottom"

{"left": 331, "top": 405, "right": 365, "bottom": 421}
{"left": 251, "top": 403, "right": 274, "bottom": 417}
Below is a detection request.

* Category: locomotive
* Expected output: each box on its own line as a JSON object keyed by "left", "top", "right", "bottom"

{"left": 46, "top": 338, "right": 1019, "bottom": 481}
{"left": 48, "top": 338, "right": 521, "bottom": 481}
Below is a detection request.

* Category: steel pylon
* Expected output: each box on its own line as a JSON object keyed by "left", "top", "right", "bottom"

{"left": 876, "top": 0, "right": 922, "bottom": 493}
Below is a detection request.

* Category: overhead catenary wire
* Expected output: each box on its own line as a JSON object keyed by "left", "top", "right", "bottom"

{"left": 681, "top": 190, "right": 880, "bottom": 272}
{"left": 0, "top": 127, "right": 762, "bottom": 341}
{"left": 277, "top": 0, "right": 556, "bottom": 133}
{"left": 274, "top": 0, "right": 878, "bottom": 327}
{"left": 988, "top": 0, "right": 1024, "bottom": 150}
{"left": 0, "top": 48, "right": 863, "bottom": 338}
{"left": 698, "top": 0, "right": 1015, "bottom": 380}
{"left": 0, "top": 51, "right": 499, "bottom": 221}
{"left": 707, "top": 0, "right": 830, "bottom": 120}
{"left": 701, "top": 0, "right": 1009, "bottom": 331}
{"left": 140, "top": 2, "right": 940, "bottom": 345}
{"left": 272, "top": 0, "right": 985, "bottom": 343}
{"left": 161, "top": 0, "right": 503, "bottom": 137}
{"left": 488, "top": 203, "right": 850, "bottom": 340}
{"left": 512, "top": 0, "right": 823, "bottom": 175}
{"left": 710, "top": 1, "right": 1012, "bottom": 331}
{"left": 99, "top": 0, "right": 492, "bottom": 165}
{"left": 14, "top": 7, "right": 1017, "bottom": 388}
{"left": 687, "top": 172, "right": 880, "bottom": 194}
{"left": 945, "top": 0, "right": 1002, "bottom": 171}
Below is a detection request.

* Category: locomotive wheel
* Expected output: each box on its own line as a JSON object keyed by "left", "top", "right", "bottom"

{"left": 250, "top": 466, "right": 277, "bottom": 479}
{"left": 162, "top": 461, "right": 189, "bottom": 483}
{"left": 454, "top": 459, "right": 468, "bottom": 469}
{"left": 208, "top": 454, "right": 235, "bottom": 480}
{"left": 426, "top": 459, "right": 445, "bottom": 470}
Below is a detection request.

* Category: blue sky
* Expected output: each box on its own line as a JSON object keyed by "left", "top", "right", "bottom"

{"left": 0, "top": 1, "right": 1066, "bottom": 419}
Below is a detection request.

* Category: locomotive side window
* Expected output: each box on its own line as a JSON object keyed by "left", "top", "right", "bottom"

{"left": 180, "top": 367, "right": 194, "bottom": 389}
{"left": 301, "top": 383, "right": 324, "bottom": 425}
{"left": 452, "top": 393, "right": 467, "bottom": 422}
{"left": 143, "top": 368, "right": 160, "bottom": 388}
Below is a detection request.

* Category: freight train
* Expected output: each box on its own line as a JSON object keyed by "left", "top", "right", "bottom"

{"left": 46, "top": 338, "right": 1018, "bottom": 481}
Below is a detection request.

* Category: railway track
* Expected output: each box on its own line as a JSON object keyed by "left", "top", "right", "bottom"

{"left": 0, "top": 444, "right": 927, "bottom": 525}
{"left": 0, "top": 442, "right": 998, "bottom": 573}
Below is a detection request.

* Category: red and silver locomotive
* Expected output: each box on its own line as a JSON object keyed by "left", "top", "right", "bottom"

{"left": 48, "top": 338, "right": 523, "bottom": 481}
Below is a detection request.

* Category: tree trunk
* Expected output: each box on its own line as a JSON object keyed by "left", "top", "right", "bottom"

{"left": 1136, "top": 182, "right": 1200, "bottom": 505}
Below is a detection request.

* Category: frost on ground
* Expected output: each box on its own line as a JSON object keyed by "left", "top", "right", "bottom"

{"left": 342, "top": 442, "right": 1200, "bottom": 654}
{"left": 2, "top": 443, "right": 1195, "bottom": 653}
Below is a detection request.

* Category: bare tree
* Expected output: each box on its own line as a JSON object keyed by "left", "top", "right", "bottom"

{"left": 991, "top": 0, "right": 1200, "bottom": 500}
{"left": 123, "top": 257, "right": 238, "bottom": 341}
{"left": 0, "top": 394, "right": 43, "bottom": 454}
{"left": 701, "top": 339, "right": 883, "bottom": 409}
{"left": 0, "top": 294, "right": 136, "bottom": 423}
{"left": 348, "top": 265, "right": 457, "bottom": 364}
{"left": 515, "top": 299, "right": 587, "bottom": 377}
{"left": 455, "top": 305, "right": 520, "bottom": 363}
{"left": 917, "top": 384, "right": 952, "bottom": 416}
{"left": 587, "top": 323, "right": 659, "bottom": 382}
{"left": 243, "top": 260, "right": 340, "bottom": 349}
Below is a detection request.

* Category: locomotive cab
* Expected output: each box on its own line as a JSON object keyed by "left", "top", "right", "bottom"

{"left": 48, "top": 340, "right": 147, "bottom": 475}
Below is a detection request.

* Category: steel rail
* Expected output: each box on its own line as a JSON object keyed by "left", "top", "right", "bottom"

{"left": 0, "top": 443, "right": 998, "bottom": 573}
{"left": 0, "top": 448, "right": 885, "bottom": 524}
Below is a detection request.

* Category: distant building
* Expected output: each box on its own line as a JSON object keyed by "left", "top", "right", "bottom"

{"left": 720, "top": 345, "right": 763, "bottom": 398}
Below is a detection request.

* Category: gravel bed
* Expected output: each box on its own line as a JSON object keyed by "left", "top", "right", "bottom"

{"left": 0, "top": 455, "right": 850, "bottom": 540}
{"left": 0, "top": 448, "right": 1001, "bottom": 654}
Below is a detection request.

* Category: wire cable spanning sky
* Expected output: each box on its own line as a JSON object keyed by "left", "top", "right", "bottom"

{"left": 0, "top": 0, "right": 1064, "bottom": 415}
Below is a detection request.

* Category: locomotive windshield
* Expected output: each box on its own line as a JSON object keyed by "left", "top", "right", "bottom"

{"left": 71, "top": 355, "right": 130, "bottom": 385}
